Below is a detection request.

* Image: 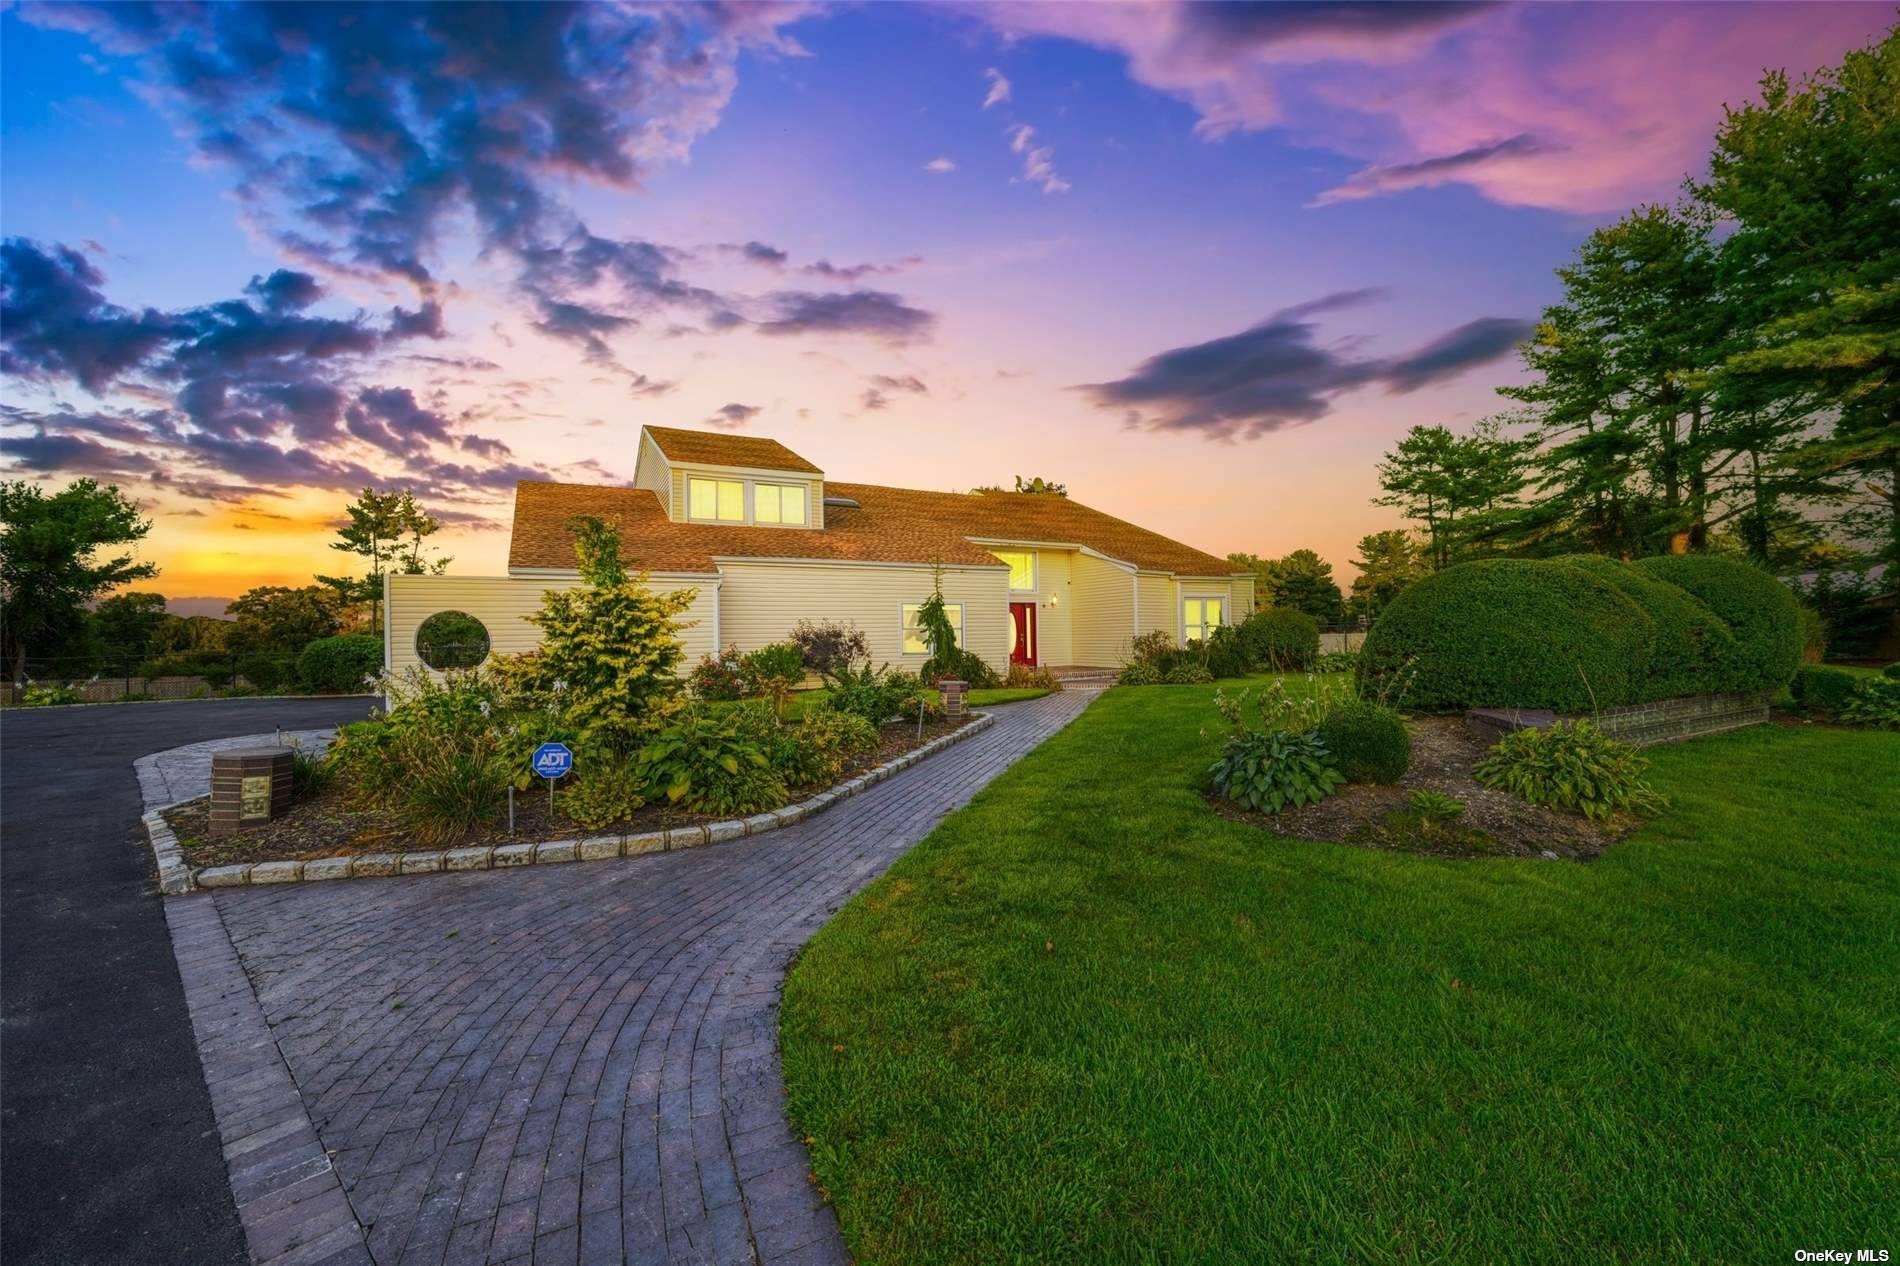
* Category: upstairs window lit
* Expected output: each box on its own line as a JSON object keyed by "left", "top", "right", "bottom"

{"left": 992, "top": 550, "right": 1036, "bottom": 591}
{"left": 689, "top": 477, "right": 744, "bottom": 522}
{"left": 754, "top": 483, "right": 808, "bottom": 526}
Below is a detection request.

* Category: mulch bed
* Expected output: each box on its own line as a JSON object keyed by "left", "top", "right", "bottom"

{"left": 1207, "top": 715, "right": 1634, "bottom": 861}
{"left": 167, "top": 714, "right": 975, "bottom": 869}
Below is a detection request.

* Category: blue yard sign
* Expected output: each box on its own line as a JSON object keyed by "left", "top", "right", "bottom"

{"left": 531, "top": 741, "right": 574, "bottom": 780}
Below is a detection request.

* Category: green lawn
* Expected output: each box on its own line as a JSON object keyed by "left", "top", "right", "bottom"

{"left": 716, "top": 684, "right": 1053, "bottom": 723}
{"left": 779, "top": 679, "right": 1900, "bottom": 1264}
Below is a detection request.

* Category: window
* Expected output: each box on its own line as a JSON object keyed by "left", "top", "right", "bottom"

{"left": 1183, "top": 597, "right": 1224, "bottom": 644}
{"left": 992, "top": 550, "right": 1036, "bottom": 591}
{"left": 754, "top": 483, "right": 808, "bottom": 526}
{"left": 901, "top": 602, "right": 962, "bottom": 655}
{"left": 688, "top": 477, "right": 744, "bottom": 522}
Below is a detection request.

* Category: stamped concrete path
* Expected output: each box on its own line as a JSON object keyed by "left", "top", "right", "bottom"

{"left": 158, "top": 690, "right": 1098, "bottom": 1266}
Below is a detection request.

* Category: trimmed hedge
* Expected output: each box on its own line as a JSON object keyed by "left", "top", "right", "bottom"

{"left": 1633, "top": 554, "right": 1801, "bottom": 693}
{"left": 298, "top": 633, "right": 384, "bottom": 693}
{"left": 1237, "top": 608, "right": 1320, "bottom": 670}
{"left": 1359, "top": 560, "right": 1656, "bottom": 713}
{"left": 1791, "top": 665, "right": 1860, "bottom": 714}
{"left": 1316, "top": 699, "right": 1410, "bottom": 784}
{"left": 1556, "top": 555, "right": 1739, "bottom": 702}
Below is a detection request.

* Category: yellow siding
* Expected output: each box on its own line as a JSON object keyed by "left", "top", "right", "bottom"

{"left": 1026, "top": 549, "right": 1073, "bottom": 667}
{"left": 669, "top": 466, "right": 824, "bottom": 530}
{"left": 1069, "top": 552, "right": 1134, "bottom": 666}
{"left": 1136, "top": 574, "right": 1174, "bottom": 642}
{"left": 634, "top": 432, "right": 671, "bottom": 514}
{"left": 385, "top": 574, "right": 717, "bottom": 676}
{"left": 715, "top": 560, "right": 1010, "bottom": 671}
{"left": 1233, "top": 576, "right": 1255, "bottom": 615}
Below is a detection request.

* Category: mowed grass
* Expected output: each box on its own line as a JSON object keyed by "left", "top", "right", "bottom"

{"left": 779, "top": 680, "right": 1900, "bottom": 1264}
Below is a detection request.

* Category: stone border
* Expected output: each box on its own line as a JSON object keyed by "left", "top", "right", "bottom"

{"left": 145, "top": 712, "right": 995, "bottom": 894}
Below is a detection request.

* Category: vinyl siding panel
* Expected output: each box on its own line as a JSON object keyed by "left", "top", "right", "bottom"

{"left": 634, "top": 433, "right": 672, "bottom": 514}
{"left": 1070, "top": 552, "right": 1134, "bottom": 666}
{"left": 385, "top": 574, "right": 718, "bottom": 676}
{"left": 1233, "top": 576, "right": 1256, "bottom": 615}
{"left": 1027, "top": 549, "right": 1073, "bottom": 666}
{"left": 671, "top": 466, "right": 825, "bottom": 530}
{"left": 1136, "top": 574, "right": 1174, "bottom": 642}
{"left": 715, "top": 560, "right": 1010, "bottom": 671}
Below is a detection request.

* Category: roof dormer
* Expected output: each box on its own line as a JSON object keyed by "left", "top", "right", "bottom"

{"left": 632, "top": 425, "right": 826, "bottom": 529}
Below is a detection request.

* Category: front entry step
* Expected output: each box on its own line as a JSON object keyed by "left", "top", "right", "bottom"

{"left": 1048, "top": 665, "right": 1119, "bottom": 687}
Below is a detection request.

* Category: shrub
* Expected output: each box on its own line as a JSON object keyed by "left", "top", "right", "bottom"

{"left": 395, "top": 728, "right": 507, "bottom": 845}
{"left": 560, "top": 751, "right": 646, "bottom": 829}
{"left": 1407, "top": 789, "right": 1465, "bottom": 822}
{"left": 1316, "top": 698, "right": 1410, "bottom": 784}
{"left": 740, "top": 702, "right": 879, "bottom": 787}
{"left": 236, "top": 651, "right": 295, "bottom": 693}
{"left": 923, "top": 646, "right": 1000, "bottom": 689}
{"left": 21, "top": 683, "right": 81, "bottom": 706}
{"left": 1209, "top": 729, "right": 1344, "bottom": 814}
{"left": 1473, "top": 720, "right": 1667, "bottom": 820}
{"left": 827, "top": 662, "right": 907, "bottom": 724}
{"left": 1796, "top": 605, "right": 1827, "bottom": 663}
{"left": 689, "top": 645, "right": 750, "bottom": 701}
{"left": 897, "top": 691, "right": 944, "bottom": 722}
{"left": 1003, "top": 662, "right": 1062, "bottom": 690}
{"left": 1556, "top": 555, "right": 1740, "bottom": 702}
{"left": 743, "top": 642, "right": 806, "bottom": 719}
{"left": 1164, "top": 662, "right": 1214, "bottom": 685}
{"left": 790, "top": 619, "right": 868, "bottom": 682}
{"left": 1633, "top": 554, "right": 1801, "bottom": 693}
{"left": 415, "top": 610, "right": 490, "bottom": 669}
{"left": 140, "top": 651, "right": 235, "bottom": 687}
{"left": 1117, "top": 661, "right": 1162, "bottom": 686}
{"left": 637, "top": 709, "right": 785, "bottom": 815}
{"left": 1237, "top": 608, "right": 1320, "bottom": 671}
{"left": 1201, "top": 624, "right": 1249, "bottom": 679}
{"left": 288, "top": 741, "right": 333, "bottom": 798}
{"left": 1359, "top": 560, "right": 1655, "bottom": 713}
{"left": 1315, "top": 650, "right": 1360, "bottom": 674}
{"left": 1840, "top": 677, "right": 1900, "bottom": 730}
{"left": 1884, "top": 662, "right": 1900, "bottom": 680}
{"left": 1791, "top": 665, "right": 1860, "bottom": 715}
{"left": 1126, "top": 630, "right": 1176, "bottom": 668}
{"left": 298, "top": 634, "right": 383, "bottom": 693}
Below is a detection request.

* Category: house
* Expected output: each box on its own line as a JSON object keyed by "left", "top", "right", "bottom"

{"left": 383, "top": 425, "right": 1253, "bottom": 676}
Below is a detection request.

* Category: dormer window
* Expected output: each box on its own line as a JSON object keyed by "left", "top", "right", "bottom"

{"left": 754, "top": 483, "right": 808, "bottom": 526}
{"left": 688, "top": 477, "right": 744, "bottom": 522}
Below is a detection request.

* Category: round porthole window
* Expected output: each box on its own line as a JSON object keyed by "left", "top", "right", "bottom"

{"left": 416, "top": 610, "right": 491, "bottom": 670}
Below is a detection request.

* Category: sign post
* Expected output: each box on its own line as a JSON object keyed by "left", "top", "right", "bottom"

{"left": 531, "top": 741, "right": 574, "bottom": 818}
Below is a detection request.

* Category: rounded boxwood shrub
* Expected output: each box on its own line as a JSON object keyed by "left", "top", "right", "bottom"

{"left": 1633, "top": 554, "right": 1801, "bottom": 693}
{"left": 1237, "top": 607, "right": 1320, "bottom": 670}
{"left": 1358, "top": 560, "right": 1655, "bottom": 713}
{"left": 1790, "top": 665, "right": 1860, "bottom": 714}
{"left": 1316, "top": 698, "right": 1410, "bottom": 784}
{"left": 1555, "top": 555, "right": 1739, "bottom": 702}
{"left": 298, "top": 633, "right": 384, "bottom": 693}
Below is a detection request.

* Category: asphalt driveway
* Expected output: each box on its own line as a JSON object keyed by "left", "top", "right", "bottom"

{"left": 1, "top": 696, "right": 376, "bottom": 1265}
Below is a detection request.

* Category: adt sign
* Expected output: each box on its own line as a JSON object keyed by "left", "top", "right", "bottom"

{"left": 531, "top": 742, "right": 574, "bottom": 780}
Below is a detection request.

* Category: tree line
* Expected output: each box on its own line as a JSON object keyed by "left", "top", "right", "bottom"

{"left": 1, "top": 478, "right": 451, "bottom": 681}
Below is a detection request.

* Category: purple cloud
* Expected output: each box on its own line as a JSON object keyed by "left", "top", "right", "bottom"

{"left": 758, "top": 290, "right": 935, "bottom": 342}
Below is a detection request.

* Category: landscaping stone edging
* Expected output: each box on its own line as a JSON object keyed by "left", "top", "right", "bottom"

{"left": 143, "top": 711, "right": 996, "bottom": 893}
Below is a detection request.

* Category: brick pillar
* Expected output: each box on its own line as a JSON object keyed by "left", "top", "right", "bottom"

{"left": 940, "top": 679, "right": 968, "bottom": 719}
{"left": 210, "top": 746, "right": 295, "bottom": 835}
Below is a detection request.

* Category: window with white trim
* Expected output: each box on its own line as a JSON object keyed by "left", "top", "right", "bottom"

{"left": 753, "top": 483, "right": 808, "bottom": 526}
{"left": 688, "top": 477, "right": 744, "bottom": 522}
{"left": 1183, "top": 596, "right": 1224, "bottom": 644}
{"left": 991, "top": 550, "right": 1036, "bottom": 591}
{"left": 901, "top": 602, "right": 962, "bottom": 655}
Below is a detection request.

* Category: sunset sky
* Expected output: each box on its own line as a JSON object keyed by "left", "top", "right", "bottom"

{"left": 3, "top": 1, "right": 1890, "bottom": 608}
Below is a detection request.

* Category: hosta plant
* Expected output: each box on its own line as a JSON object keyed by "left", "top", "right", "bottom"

{"left": 1209, "top": 728, "right": 1345, "bottom": 814}
{"left": 1473, "top": 720, "right": 1667, "bottom": 820}
{"left": 1840, "top": 677, "right": 1900, "bottom": 730}
{"left": 636, "top": 709, "right": 786, "bottom": 816}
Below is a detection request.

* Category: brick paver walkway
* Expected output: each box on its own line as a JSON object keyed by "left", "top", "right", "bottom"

{"left": 160, "top": 691, "right": 1097, "bottom": 1266}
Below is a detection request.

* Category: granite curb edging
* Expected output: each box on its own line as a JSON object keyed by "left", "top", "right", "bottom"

{"left": 143, "top": 712, "right": 996, "bottom": 894}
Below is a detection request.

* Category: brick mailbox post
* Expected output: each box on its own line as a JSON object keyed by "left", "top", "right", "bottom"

{"left": 939, "top": 679, "right": 968, "bottom": 719}
{"left": 210, "top": 746, "right": 295, "bottom": 835}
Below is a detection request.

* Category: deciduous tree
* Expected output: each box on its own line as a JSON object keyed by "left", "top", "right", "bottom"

{"left": 1, "top": 478, "right": 158, "bottom": 681}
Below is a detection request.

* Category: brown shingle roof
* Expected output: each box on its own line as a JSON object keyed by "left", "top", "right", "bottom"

{"left": 508, "top": 479, "right": 1244, "bottom": 577}
{"left": 644, "top": 425, "right": 822, "bottom": 474}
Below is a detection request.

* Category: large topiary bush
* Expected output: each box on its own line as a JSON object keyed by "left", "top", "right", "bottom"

{"left": 1632, "top": 554, "right": 1801, "bottom": 693}
{"left": 1358, "top": 560, "right": 1655, "bottom": 713}
{"left": 298, "top": 633, "right": 383, "bottom": 692}
{"left": 1555, "top": 555, "right": 1739, "bottom": 702}
{"left": 1237, "top": 607, "right": 1320, "bottom": 670}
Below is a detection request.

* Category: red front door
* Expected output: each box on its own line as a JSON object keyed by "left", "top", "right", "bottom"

{"left": 1009, "top": 602, "right": 1037, "bottom": 666}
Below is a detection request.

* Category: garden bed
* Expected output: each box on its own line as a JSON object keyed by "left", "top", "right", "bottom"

{"left": 164, "top": 713, "right": 976, "bottom": 869}
{"left": 1206, "top": 715, "right": 1632, "bottom": 859}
